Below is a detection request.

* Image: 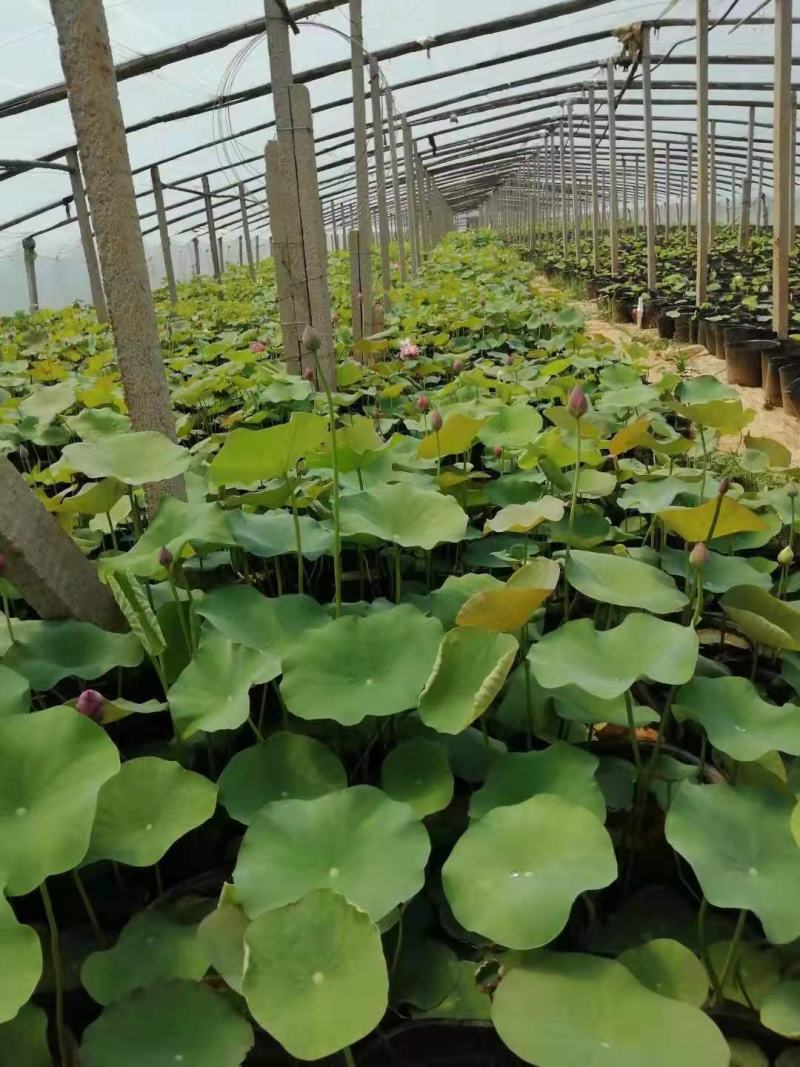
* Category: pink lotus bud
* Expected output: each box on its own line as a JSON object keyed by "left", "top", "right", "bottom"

{"left": 76, "top": 689, "right": 105, "bottom": 723}
{"left": 302, "top": 325, "right": 321, "bottom": 354}
{"left": 399, "top": 338, "right": 420, "bottom": 360}
{"left": 493, "top": 445, "right": 503, "bottom": 459}
{"left": 717, "top": 476, "right": 731, "bottom": 496}
{"left": 158, "top": 546, "right": 174, "bottom": 569}
{"left": 452, "top": 358, "right": 464, "bottom": 374}
{"left": 689, "top": 542, "right": 710, "bottom": 569}
{"left": 430, "top": 410, "right": 443, "bottom": 432}
{"left": 504, "top": 353, "right": 514, "bottom": 366}
{"left": 416, "top": 395, "right": 430, "bottom": 413}
{"left": 567, "top": 384, "right": 588, "bottom": 419}
{"left": 303, "top": 367, "right": 315, "bottom": 382}
{"left": 249, "top": 340, "right": 267, "bottom": 353}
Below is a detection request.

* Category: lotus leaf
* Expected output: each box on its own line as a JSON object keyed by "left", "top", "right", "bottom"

{"left": 0, "top": 706, "right": 119, "bottom": 895}
{"left": 564, "top": 549, "right": 687, "bottom": 614}
{"left": 381, "top": 738, "right": 455, "bottom": 817}
{"left": 218, "top": 732, "right": 347, "bottom": 824}
{"left": 87, "top": 757, "right": 217, "bottom": 865}
{"left": 761, "top": 980, "right": 800, "bottom": 1038}
{"left": 0, "top": 1004, "right": 51, "bottom": 1067}
{"left": 233, "top": 785, "right": 429, "bottom": 920}
{"left": 484, "top": 497, "right": 564, "bottom": 534}
{"left": 281, "top": 605, "right": 442, "bottom": 724}
{"left": 243, "top": 890, "right": 387, "bottom": 1060}
{"left": 492, "top": 951, "right": 729, "bottom": 1067}
{"left": 62, "top": 431, "right": 190, "bottom": 485}
{"left": 0, "top": 896, "right": 41, "bottom": 1023}
{"left": 0, "top": 665, "right": 29, "bottom": 716}
{"left": 666, "top": 783, "right": 800, "bottom": 943}
{"left": 1, "top": 619, "right": 143, "bottom": 690}
{"left": 79, "top": 980, "right": 254, "bottom": 1067}
{"left": 227, "top": 509, "right": 333, "bottom": 559}
{"left": 618, "top": 938, "right": 708, "bottom": 1006}
{"left": 721, "top": 586, "right": 800, "bottom": 651}
{"left": 419, "top": 627, "right": 518, "bottom": 734}
{"left": 443, "top": 794, "right": 616, "bottom": 948}
{"left": 339, "top": 483, "right": 468, "bottom": 549}
{"left": 208, "top": 412, "right": 329, "bottom": 487}
{"left": 418, "top": 413, "right": 485, "bottom": 459}
{"left": 195, "top": 587, "right": 328, "bottom": 658}
{"left": 657, "top": 496, "right": 767, "bottom": 542}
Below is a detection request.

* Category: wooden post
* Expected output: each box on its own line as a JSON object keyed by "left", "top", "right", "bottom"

{"left": 22, "top": 237, "right": 39, "bottom": 312}
{"left": 369, "top": 57, "right": 392, "bottom": 312}
{"left": 50, "top": 0, "right": 184, "bottom": 514}
{"left": 665, "top": 141, "right": 671, "bottom": 230}
{"left": 192, "top": 236, "right": 200, "bottom": 275}
{"left": 709, "top": 120, "right": 717, "bottom": 246}
{"left": 738, "top": 106, "right": 756, "bottom": 251}
{"left": 621, "top": 155, "right": 627, "bottom": 234}
{"left": 150, "top": 164, "right": 177, "bottom": 304}
{"left": 0, "top": 456, "right": 123, "bottom": 629}
{"left": 792, "top": 92, "right": 797, "bottom": 240}
{"left": 773, "top": 0, "right": 792, "bottom": 339}
{"left": 685, "top": 135, "right": 693, "bottom": 246}
{"left": 731, "top": 163, "right": 737, "bottom": 226}
{"left": 255, "top": 233, "right": 261, "bottom": 262}
{"left": 634, "top": 154, "right": 640, "bottom": 236}
{"left": 402, "top": 118, "right": 420, "bottom": 276}
{"left": 385, "top": 87, "right": 406, "bottom": 283}
{"left": 218, "top": 236, "right": 225, "bottom": 272}
{"left": 348, "top": 229, "right": 363, "bottom": 342}
{"left": 239, "top": 182, "right": 255, "bottom": 278}
{"left": 587, "top": 86, "right": 600, "bottom": 273}
{"left": 606, "top": 61, "right": 620, "bottom": 274}
{"left": 641, "top": 25, "right": 657, "bottom": 292}
{"left": 348, "top": 0, "right": 373, "bottom": 337}
{"left": 265, "top": 140, "right": 299, "bottom": 370}
{"left": 416, "top": 153, "right": 430, "bottom": 252}
{"left": 695, "top": 0, "right": 709, "bottom": 305}
{"left": 559, "top": 114, "right": 568, "bottom": 257}
{"left": 202, "top": 175, "right": 221, "bottom": 278}
{"left": 567, "top": 101, "right": 580, "bottom": 262}
{"left": 756, "top": 157, "right": 765, "bottom": 231}
{"left": 65, "top": 149, "right": 107, "bottom": 322}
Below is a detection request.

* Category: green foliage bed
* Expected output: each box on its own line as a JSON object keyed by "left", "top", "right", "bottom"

{"left": 2, "top": 231, "right": 800, "bottom": 1065}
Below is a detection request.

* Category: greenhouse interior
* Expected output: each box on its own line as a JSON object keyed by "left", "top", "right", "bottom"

{"left": 2, "top": 0, "right": 800, "bottom": 1064}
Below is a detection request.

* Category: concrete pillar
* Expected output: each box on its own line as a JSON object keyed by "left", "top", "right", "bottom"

{"left": 65, "top": 149, "right": 107, "bottom": 322}
{"left": 150, "top": 164, "right": 177, "bottom": 304}
{"left": 22, "top": 237, "right": 39, "bottom": 312}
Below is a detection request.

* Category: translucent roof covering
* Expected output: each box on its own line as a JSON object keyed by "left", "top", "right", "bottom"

{"left": 0, "top": 0, "right": 791, "bottom": 310}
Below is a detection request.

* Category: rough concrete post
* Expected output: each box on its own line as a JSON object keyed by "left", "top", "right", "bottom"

{"left": 385, "top": 87, "right": 406, "bottom": 283}
{"left": 50, "top": 0, "right": 184, "bottom": 514}
{"left": 150, "top": 164, "right": 177, "bottom": 304}
{"left": 265, "top": 139, "right": 302, "bottom": 374}
{"left": 416, "top": 153, "right": 430, "bottom": 252}
{"left": 65, "top": 148, "right": 107, "bottom": 322}
{"left": 239, "top": 182, "right": 255, "bottom": 278}
{"left": 773, "top": 0, "right": 793, "bottom": 338}
{"left": 202, "top": 176, "right": 222, "bottom": 278}
{"left": 402, "top": 118, "right": 420, "bottom": 276}
{"left": 695, "top": 0, "right": 709, "bottom": 304}
{"left": 369, "top": 58, "right": 392, "bottom": 311}
{"left": 709, "top": 120, "right": 717, "bottom": 244}
{"left": 192, "top": 236, "right": 200, "bottom": 276}
{"left": 255, "top": 234, "right": 261, "bottom": 262}
{"left": 348, "top": 229, "right": 363, "bottom": 342}
{"left": 739, "top": 106, "right": 756, "bottom": 251}
{"left": 0, "top": 456, "right": 123, "bottom": 629}
{"left": 218, "top": 236, "right": 225, "bottom": 272}
{"left": 22, "top": 237, "right": 39, "bottom": 312}
{"left": 348, "top": 0, "right": 373, "bottom": 337}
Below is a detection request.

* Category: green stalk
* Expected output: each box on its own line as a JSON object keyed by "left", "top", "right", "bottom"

{"left": 698, "top": 897, "right": 724, "bottom": 1003}
{"left": 343, "top": 1048, "right": 356, "bottom": 1067}
{"left": 715, "top": 909, "right": 747, "bottom": 1006}
{"left": 290, "top": 490, "right": 304, "bottom": 594}
{"left": 698, "top": 428, "right": 709, "bottom": 502}
{"left": 40, "top": 881, "right": 67, "bottom": 1067}
{"left": 72, "top": 869, "right": 106, "bottom": 947}
{"left": 311, "top": 350, "right": 343, "bottom": 617}
{"left": 1, "top": 588, "right": 14, "bottom": 645}
{"left": 393, "top": 544, "right": 402, "bottom": 604}
{"left": 625, "top": 689, "right": 642, "bottom": 774}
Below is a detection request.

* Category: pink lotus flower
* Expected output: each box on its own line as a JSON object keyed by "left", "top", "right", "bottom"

{"left": 567, "top": 384, "right": 588, "bottom": 419}
{"left": 158, "top": 546, "right": 174, "bottom": 569}
{"left": 250, "top": 340, "right": 267, "bottom": 353}
{"left": 76, "top": 689, "right": 105, "bottom": 723}
{"left": 399, "top": 338, "right": 420, "bottom": 360}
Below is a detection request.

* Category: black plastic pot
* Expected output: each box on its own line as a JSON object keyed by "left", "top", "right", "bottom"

{"left": 764, "top": 354, "right": 799, "bottom": 407}
{"left": 611, "top": 297, "right": 634, "bottom": 324}
{"left": 674, "top": 313, "right": 694, "bottom": 343}
{"left": 657, "top": 310, "right": 676, "bottom": 339}
{"left": 779, "top": 362, "right": 800, "bottom": 416}
{"left": 710, "top": 318, "right": 733, "bottom": 358}
{"left": 722, "top": 324, "right": 773, "bottom": 360}
{"left": 726, "top": 339, "right": 775, "bottom": 387}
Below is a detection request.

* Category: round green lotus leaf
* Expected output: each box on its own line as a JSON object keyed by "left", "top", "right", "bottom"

{"left": 478, "top": 405, "right": 543, "bottom": 450}
{"left": 430, "top": 573, "right": 504, "bottom": 629}
{"left": 80, "top": 980, "right": 253, "bottom": 1067}
{"left": 0, "top": 1003, "right": 52, "bottom": 1067}
{"left": 419, "top": 627, "right": 518, "bottom": 735}
{"left": 0, "top": 666, "right": 30, "bottom": 717}
{"left": 339, "top": 483, "right": 468, "bottom": 549}
{"left": 0, "top": 706, "right": 120, "bottom": 896}
{"left": 761, "top": 980, "right": 800, "bottom": 1037}
{"left": 778, "top": 1050, "right": 800, "bottom": 1067}
{"left": 443, "top": 794, "right": 617, "bottom": 949}
{"left": 280, "top": 605, "right": 442, "bottom": 725}
{"left": 87, "top": 757, "right": 216, "bottom": 867}
{"left": 381, "top": 739, "right": 454, "bottom": 817}
{"left": 0, "top": 896, "right": 41, "bottom": 1023}
{"left": 243, "top": 889, "right": 387, "bottom": 1060}
{"left": 197, "top": 901, "right": 249, "bottom": 993}
{"left": 168, "top": 636, "right": 275, "bottom": 739}
{"left": 219, "top": 733, "right": 347, "bottom": 824}
{"left": 1, "top": 620, "right": 143, "bottom": 690}
{"left": 529, "top": 614, "right": 698, "bottom": 699}
{"left": 391, "top": 936, "right": 459, "bottom": 1010}
{"left": 722, "top": 586, "right": 800, "bottom": 651}
{"left": 492, "top": 951, "right": 729, "bottom": 1067}
{"left": 728, "top": 1039, "right": 770, "bottom": 1067}
{"left": 564, "top": 550, "right": 687, "bottom": 615}
{"left": 228, "top": 510, "right": 333, "bottom": 559}
{"left": 673, "top": 676, "right": 800, "bottom": 761}
{"left": 81, "top": 909, "right": 210, "bottom": 1005}
{"left": 617, "top": 939, "right": 708, "bottom": 1006}
{"left": 708, "top": 939, "right": 780, "bottom": 1008}
{"left": 195, "top": 588, "right": 328, "bottom": 661}
{"left": 209, "top": 412, "right": 329, "bottom": 487}
{"left": 666, "top": 783, "right": 800, "bottom": 943}
{"left": 233, "top": 785, "right": 429, "bottom": 921}
{"left": 62, "top": 430, "right": 191, "bottom": 485}
{"left": 469, "top": 743, "right": 604, "bottom": 822}
{"left": 660, "top": 545, "right": 773, "bottom": 594}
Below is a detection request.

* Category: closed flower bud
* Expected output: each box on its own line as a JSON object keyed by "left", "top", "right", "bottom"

{"left": 493, "top": 445, "right": 503, "bottom": 459}
{"left": 689, "top": 542, "right": 710, "bottom": 569}
{"left": 249, "top": 340, "right": 266, "bottom": 353}
{"left": 302, "top": 325, "right": 321, "bottom": 354}
{"left": 303, "top": 367, "right": 315, "bottom": 382}
{"left": 612, "top": 544, "right": 628, "bottom": 557}
{"left": 717, "top": 476, "right": 731, "bottom": 496}
{"left": 158, "top": 546, "right": 174, "bottom": 569}
{"left": 416, "top": 395, "right": 430, "bottom": 413}
{"left": 76, "top": 689, "right": 104, "bottom": 723}
{"left": 430, "top": 410, "right": 443, "bottom": 432}
{"left": 567, "top": 384, "right": 588, "bottom": 419}
{"left": 452, "top": 358, "right": 464, "bottom": 374}
{"left": 779, "top": 545, "right": 794, "bottom": 567}
{"left": 788, "top": 482, "right": 799, "bottom": 500}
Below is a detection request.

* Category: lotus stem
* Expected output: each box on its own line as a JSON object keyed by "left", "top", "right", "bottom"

{"left": 311, "top": 348, "right": 343, "bottom": 617}
{"left": 1, "top": 589, "right": 14, "bottom": 645}
{"left": 343, "top": 1048, "right": 356, "bottom": 1067}
{"left": 40, "top": 881, "right": 68, "bottom": 1067}
{"left": 393, "top": 544, "right": 402, "bottom": 603}
{"left": 72, "top": 868, "right": 106, "bottom": 948}
{"left": 715, "top": 909, "right": 748, "bottom": 1006}
{"left": 290, "top": 492, "right": 304, "bottom": 594}
{"left": 698, "top": 896, "right": 724, "bottom": 1003}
